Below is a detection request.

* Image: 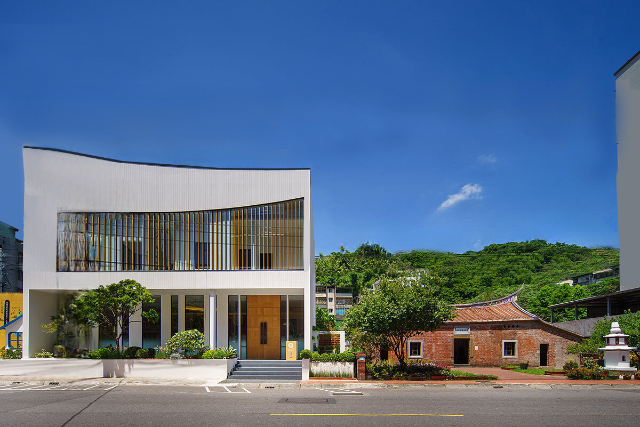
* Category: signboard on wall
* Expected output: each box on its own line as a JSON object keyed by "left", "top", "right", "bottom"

{"left": 286, "top": 341, "right": 298, "bottom": 360}
{"left": 453, "top": 326, "right": 470, "bottom": 335}
{"left": 3, "top": 300, "right": 9, "bottom": 324}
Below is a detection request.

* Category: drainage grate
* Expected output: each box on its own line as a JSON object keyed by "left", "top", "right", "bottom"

{"left": 279, "top": 398, "right": 335, "bottom": 404}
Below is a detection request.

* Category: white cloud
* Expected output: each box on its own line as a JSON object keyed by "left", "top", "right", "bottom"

{"left": 437, "top": 183, "right": 483, "bottom": 211}
{"left": 477, "top": 154, "right": 497, "bottom": 165}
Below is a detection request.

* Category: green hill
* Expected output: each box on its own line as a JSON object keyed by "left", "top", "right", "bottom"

{"left": 316, "top": 240, "right": 619, "bottom": 322}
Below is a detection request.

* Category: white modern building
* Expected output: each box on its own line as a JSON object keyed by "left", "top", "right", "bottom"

{"left": 22, "top": 147, "right": 315, "bottom": 359}
{"left": 615, "top": 50, "right": 640, "bottom": 292}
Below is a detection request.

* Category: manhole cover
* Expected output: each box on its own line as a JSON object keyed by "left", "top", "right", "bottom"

{"left": 279, "top": 398, "right": 335, "bottom": 404}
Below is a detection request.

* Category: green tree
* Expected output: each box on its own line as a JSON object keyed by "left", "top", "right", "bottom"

{"left": 314, "top": 307, "right": 337, "bottom": 331}
{"left": 342, "top": 272, "right": 454, "bottom": 368}
{"left": 75, "top": 279, "right": 159, "bottom": 352}
{"left": 42, "top": 293, "right": 94, "bottom": 351}
{"left": 567, "top": 310, "right": 640, "bottom": 358}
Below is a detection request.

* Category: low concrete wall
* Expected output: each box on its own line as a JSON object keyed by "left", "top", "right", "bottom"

{"left": 0, "top": 358, "right": 237, "bottom": 381}
{"left": 302, "top": 358, "right": 310, "bottom": 380}
{"left": 310, "top": 361, "right": 354, "bottom": 378}
{"left": 555, "top": 317, "right": 608, "bottom": 337}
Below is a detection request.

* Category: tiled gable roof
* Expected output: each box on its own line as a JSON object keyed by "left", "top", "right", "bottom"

{"left": 449, "top": 286, "right": 539, "bottom": 323}
{"left": 451, "top": 301, "right": 537, "bottom": 322}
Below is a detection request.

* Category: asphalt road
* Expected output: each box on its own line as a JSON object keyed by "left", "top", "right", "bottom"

{"left": 0, "top": 383, "right": 638, "bottom": 427}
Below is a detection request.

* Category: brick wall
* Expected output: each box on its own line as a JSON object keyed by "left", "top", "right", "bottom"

{"left": 318, "top": 333, "right": 340, "bottom": 347}
{"left": 391, "top": 320, "right": 581, "bottom": 368}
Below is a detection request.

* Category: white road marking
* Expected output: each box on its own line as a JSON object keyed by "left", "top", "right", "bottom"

{"left": 205, "top": 385, "right": 251, "bottom": 394}
{"left": 0, "top": 384, "right": 117, "bottom": 392}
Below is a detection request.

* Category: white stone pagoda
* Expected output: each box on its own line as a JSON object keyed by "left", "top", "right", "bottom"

{"left": 598, "top": 322, "right": 637, "bottom": 373}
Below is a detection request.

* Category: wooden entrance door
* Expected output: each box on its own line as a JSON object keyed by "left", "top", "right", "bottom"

{"left": 246, "top": 295, "right": 281, "bottom": 360}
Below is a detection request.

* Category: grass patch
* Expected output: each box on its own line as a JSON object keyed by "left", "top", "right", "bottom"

{"left": 450, "top": 370, "right": 477, "bottom": 377}
{"left": 513, "top": 368, "right": 550, "bottom": 375}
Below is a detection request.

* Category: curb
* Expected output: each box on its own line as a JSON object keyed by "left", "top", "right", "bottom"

{"left": 3, "top": 377, "right": 640, "bottom": 389}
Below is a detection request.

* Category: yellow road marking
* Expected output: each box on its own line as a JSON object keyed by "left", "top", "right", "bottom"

{"left": 270, "top": 413, "right": 463, "bottom": 417}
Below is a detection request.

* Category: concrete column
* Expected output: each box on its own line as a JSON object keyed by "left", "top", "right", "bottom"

{"left": 161, "top": 295, "right": 171, "bottom": 344}
{"left": 129, "top": 304, "right": 142, "bottom": 348}
{"left": 178, "top": 295, "right": 185, "bottom": 332}
{"left": 208, "top": 293, "right": 216, "bottom": 349}
{"left": 607, "top": 298, "right": 611, "bottom": 316}
{"left": 304, "top": 286, "right": 311, "bottom": 351}
{"left": 91, "top": 326, "right": 99, "bottom": 350}
{"left": 203, "top": 294, "right": 209, "bottom": 346}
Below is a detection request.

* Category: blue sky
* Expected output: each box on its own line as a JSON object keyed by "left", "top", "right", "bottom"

{"left": 1, "top": 1, "right": 637, "bottom": 255}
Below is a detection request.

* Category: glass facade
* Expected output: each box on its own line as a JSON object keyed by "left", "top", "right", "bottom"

{"left": 280, "top": 295, "right": 287, "bottom": 359}
{"left": 185, "top": 295, "right": 204, "bottom": 333}
{"left": 142, "top": 295, "right": 161, "bottom": 349}
{"left": 56, "top": 199, "right": 304, "bottom": 272}
{"left": 288, "top": 295, "right": 304, "bottom": 358}
{"left": 228, "top": 295, "right": 239, "bottom": 355}
{"left": 98, "top": 315, "right": 129, "bottom": 349}
{"left": 171, "top": 295, "right": 178, "bottom": 337}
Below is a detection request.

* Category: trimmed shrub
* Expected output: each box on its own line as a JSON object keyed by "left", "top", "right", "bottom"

{"left": 563, "top": 360, "right": 578, "bottom": 372}
{"left": 338, "top": 351, "right": 355, "bottom": 362}
{"left": 219, "top": 346, "right": 237, "bottom": 359}
{"left": 136, "top": 348, "right": 149, "bottom": 358}
{"left": 34, "top": 349, "right": 54, "bottom": 358}
{"left": 88, "top": 347, "right": 120, "bottom": 359}
{"left": 1, "top": 348, "right": 22, "bottom": 359}
{"left": 154, "top": 346, "right": 170, "bottom": 359}
{"left": 122, "top": 346, "right": 142, "bottom": 359}
{"left": 165, "top": 330, "right": 207, "bottom": 357}
{"left": 310, "top": 351, "right": 355, "bottom": 362}
{"left": 565, "top": 357, "right": 607, "bottom": 380}
{"left": 202, "top": 347, "right": 232, "bottom": 359}
{"left": 300, "top": 349, "right": 312, "bottom": 359}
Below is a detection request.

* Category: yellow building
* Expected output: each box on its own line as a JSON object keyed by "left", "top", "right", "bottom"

{"left": 1, "top": 293, "right": 23, "bottom": 348}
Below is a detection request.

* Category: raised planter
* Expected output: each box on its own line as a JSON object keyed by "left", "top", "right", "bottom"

{"left": 501, "top": 366, "right": 516, "bottom": 370}
{"left": 0, "top": 358, "right": 236, "bottom": 381}
{"left": 430, "top": 375, "right": 446, "bottom": 380}
{"left": 310, "top": 361, "right": 354, "bottom": 378}
{"left": 544, "top": 371, "right": 566, "bottom": 376}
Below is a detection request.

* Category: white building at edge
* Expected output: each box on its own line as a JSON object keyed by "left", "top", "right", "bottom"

{"left": 22, "top": 147, "right": 315, "bottom": 359}
{"left": 615, "top": 49, "right": 640, "bottom": 292}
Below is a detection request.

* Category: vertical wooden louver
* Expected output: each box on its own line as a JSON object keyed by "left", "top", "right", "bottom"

{"left": 56, "top": 198, "right": 304, "bottom": 272}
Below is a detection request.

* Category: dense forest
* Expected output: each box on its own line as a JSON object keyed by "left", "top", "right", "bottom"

{"left": 315, "top": 240, "right": 620, "bottom": 322}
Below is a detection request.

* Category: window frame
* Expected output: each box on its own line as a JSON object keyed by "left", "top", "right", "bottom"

{"left": 8, "top": 332, "right": 22, "bottom": 349}
{"left": 408, "top": 340, "right": 423, "bottom": 359}
{"left": 502, "top": 340, "right": 518, "bottom": 358}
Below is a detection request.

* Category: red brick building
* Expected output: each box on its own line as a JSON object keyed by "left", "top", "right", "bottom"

{"left": 400, "top": 289, "right": 582, "bottom": 368}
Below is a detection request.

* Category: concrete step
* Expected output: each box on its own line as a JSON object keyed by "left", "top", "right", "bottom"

{"left": 228, "top": 359, "right": 303, "bottom": 381}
